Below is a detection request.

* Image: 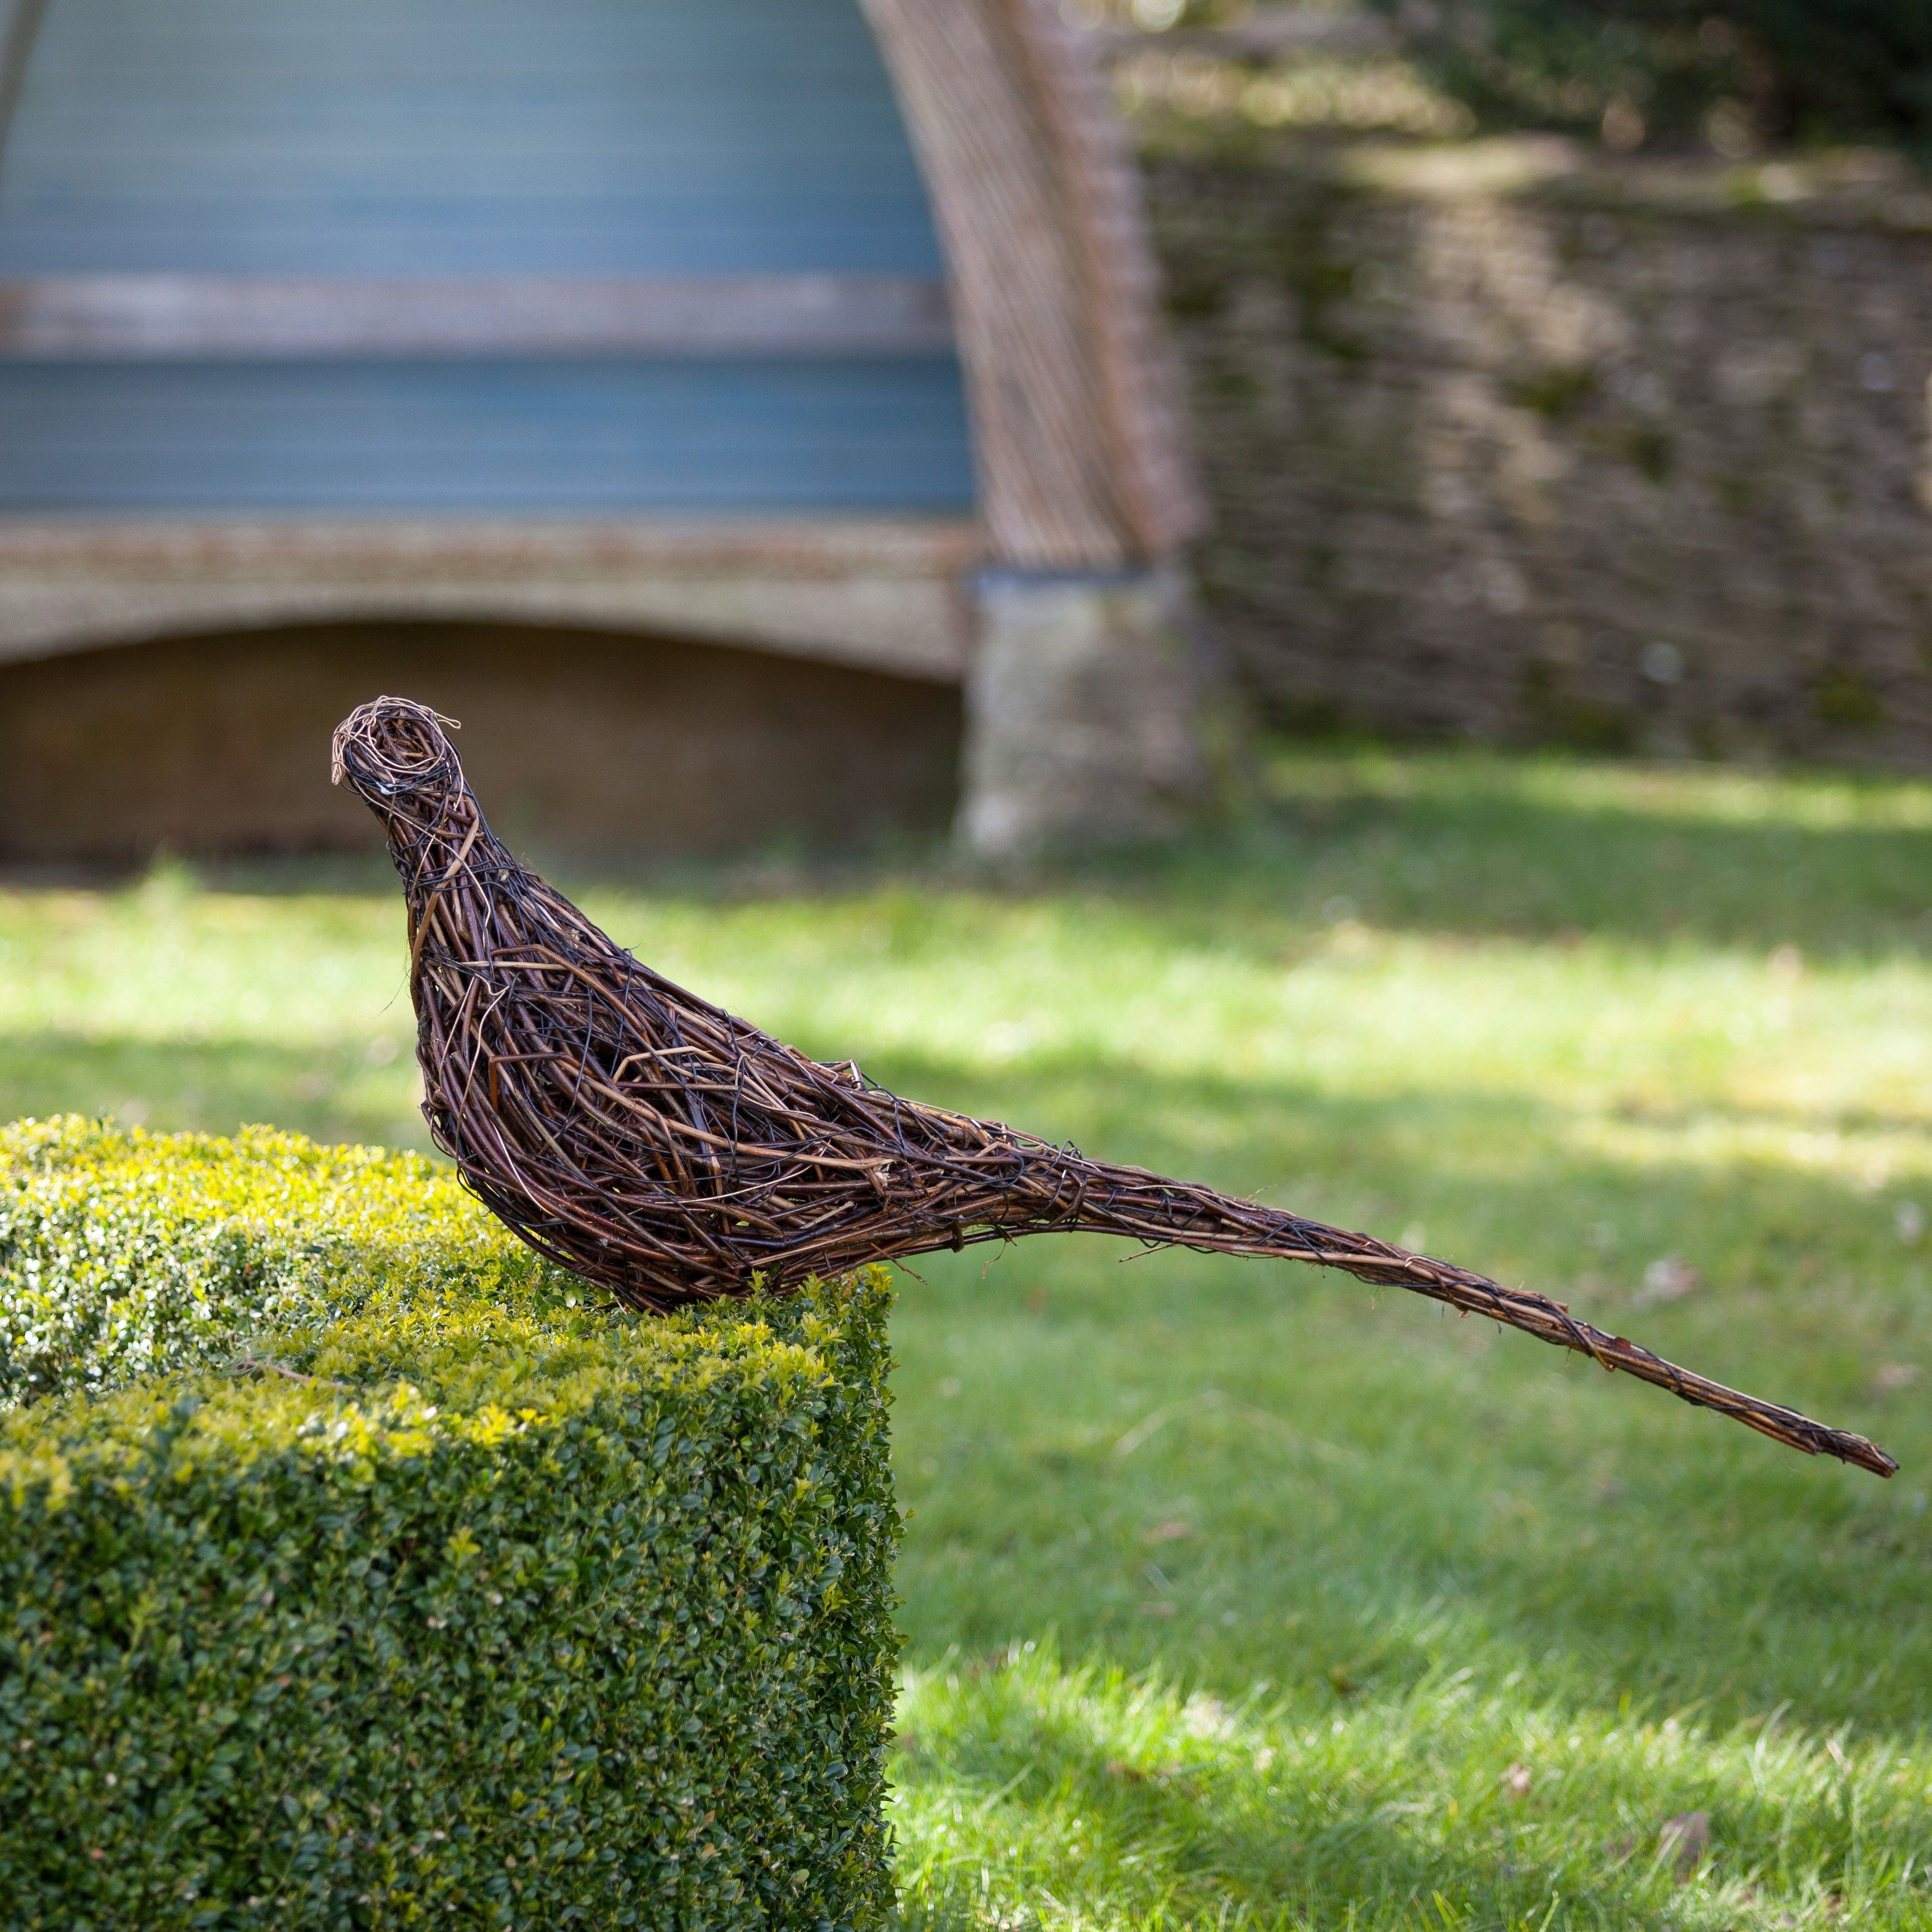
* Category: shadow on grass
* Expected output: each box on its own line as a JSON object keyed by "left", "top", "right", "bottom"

{"left": 1101, "top": 773, "right": 1932, "bottom": 965}
{"left": 852, "top": 1046, "right": 1928, "bottom": 1297}
{"left": 13, "top": 749, "right": 1929, "bottom": 965}
{"left": 549, "top": 787, "right": 1932, "bottom": 964}
{"left": 889, "top": 1287, "right": 1932, "bottom": 1735}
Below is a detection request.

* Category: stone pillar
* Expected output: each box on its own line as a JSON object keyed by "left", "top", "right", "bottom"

{"left": 958, "top": 563, "right": 1221, "bottom": 860}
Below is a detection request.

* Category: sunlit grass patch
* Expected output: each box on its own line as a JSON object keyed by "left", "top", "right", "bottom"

{"left": 892, "top": 1646, "right": 1932, "bottom": 1931}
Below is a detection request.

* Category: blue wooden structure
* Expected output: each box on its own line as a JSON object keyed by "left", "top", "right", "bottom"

{"left": 0, "top": 0, "right": 975, "bottom": 514}
{"left": 0, "top": 0, "right": 1207, "bottom": 861}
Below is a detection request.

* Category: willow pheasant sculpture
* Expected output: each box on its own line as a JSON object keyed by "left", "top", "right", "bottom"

{"left": 331, "top": 697, "right": 1894, "bottom": 1478}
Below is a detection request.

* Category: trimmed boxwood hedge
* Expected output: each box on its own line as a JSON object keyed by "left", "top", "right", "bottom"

{"left": 0, "top": 1118, "right": 900, "bottom": 1930}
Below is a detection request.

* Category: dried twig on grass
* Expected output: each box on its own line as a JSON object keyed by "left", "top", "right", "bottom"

{"left": 330, "top": 696, "right": 1896, "bottom": 1480}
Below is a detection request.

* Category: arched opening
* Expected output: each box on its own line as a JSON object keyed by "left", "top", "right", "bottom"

{"left": 0, "top": 621, "right": 963, "bottom": 863}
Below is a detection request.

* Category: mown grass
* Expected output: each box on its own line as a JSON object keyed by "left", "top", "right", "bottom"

{"left": 2, "top": 745, "right": 1929, "bottom": 1928}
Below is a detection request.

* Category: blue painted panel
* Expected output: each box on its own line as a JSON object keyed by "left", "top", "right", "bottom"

{"left": 0, "top": 0, "right": 976, "bottom": 515}
{"left": 0, "top": 362, "right": 977, "bottom": 513}
{"left": 0, "top": 0, "right": 948, "bottom": 273}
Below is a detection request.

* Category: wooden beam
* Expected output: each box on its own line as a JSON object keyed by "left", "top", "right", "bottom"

{"left": 0, "top": 275, "right": 955, "bottom": 360}
{"left": 0, "top": 516, "right": 983, "bottom": 682}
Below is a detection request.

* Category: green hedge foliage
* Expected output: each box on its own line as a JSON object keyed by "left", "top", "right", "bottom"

{"left": 1393, "top": 0, "right": 1931, "bottom": 152}
{"left": 0, "top": 1119, "right": 900, "bottom": 1930}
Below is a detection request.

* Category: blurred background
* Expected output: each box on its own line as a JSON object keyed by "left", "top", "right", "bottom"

{"left": 6, "top": 0, "right": 1924, "bottom": 866}
{"left": 1, "top": 3, "right": 1929, "bottom": 1925}
{"left": 1108, "top": 0, "right": 1932, "bottom": 770}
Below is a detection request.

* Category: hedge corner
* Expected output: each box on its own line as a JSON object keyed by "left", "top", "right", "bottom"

{"left": 0, "top": 1116, "right": 901, "bottom": 1930}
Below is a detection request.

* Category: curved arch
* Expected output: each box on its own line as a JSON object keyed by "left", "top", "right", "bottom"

{"left": 862, "top": 0, "right": 1203, "bottom": 568}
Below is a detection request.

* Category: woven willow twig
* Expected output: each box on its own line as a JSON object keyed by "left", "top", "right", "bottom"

{"left": 331, "top": 697, "right": 1897, "bottom": 1480}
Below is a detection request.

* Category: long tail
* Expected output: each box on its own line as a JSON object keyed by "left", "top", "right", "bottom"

{"left": 988, "top": 1159, "right": 1898, "bottom": 1478}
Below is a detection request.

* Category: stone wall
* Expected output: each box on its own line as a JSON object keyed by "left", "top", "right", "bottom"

{"left": 1143, "top": 136, "right": 1932, "bottom": 763}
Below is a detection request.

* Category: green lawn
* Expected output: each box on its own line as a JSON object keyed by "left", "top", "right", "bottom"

{"left": 3, "top": 747, "right": 1930, "bottom": 1929}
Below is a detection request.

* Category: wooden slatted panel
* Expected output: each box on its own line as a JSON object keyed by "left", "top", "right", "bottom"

{"left": 0, "top": 362, "right": 975, "bottom": 513}
{"left": 0, "top": 2, "right": 52, "bottom": 177}
{"left": 0, "top": 0, "right": 974, "bottom": 516}
{"left": 0, "top": 275, "right": 954, "bottom": 358}
{"left": 0, "top": 0, "right": 947, "bottom": 274}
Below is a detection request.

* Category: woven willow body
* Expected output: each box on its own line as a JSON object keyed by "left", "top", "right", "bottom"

{"left": 332, "top": 697, "right": 1894, "bottom": 1477}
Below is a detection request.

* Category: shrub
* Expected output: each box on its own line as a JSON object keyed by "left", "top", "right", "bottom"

{"left": 1380, "top": 0, "right": 1932, "bottom": 153}
{"left": 0, "top": 1119, "right": 899, "bottom": 1930}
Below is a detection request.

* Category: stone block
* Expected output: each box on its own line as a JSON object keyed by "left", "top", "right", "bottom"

{"left": 959, "top": 565, "right": 1218, "bottom": 858}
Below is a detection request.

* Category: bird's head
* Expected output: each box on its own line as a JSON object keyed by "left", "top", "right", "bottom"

{"left": 330, "top": 696, "right": 478, "bottom": 878}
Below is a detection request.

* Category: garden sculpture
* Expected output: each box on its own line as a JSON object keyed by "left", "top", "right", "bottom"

{"left": 332, "top": 697, "right": 1896, "bottom": 1479}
